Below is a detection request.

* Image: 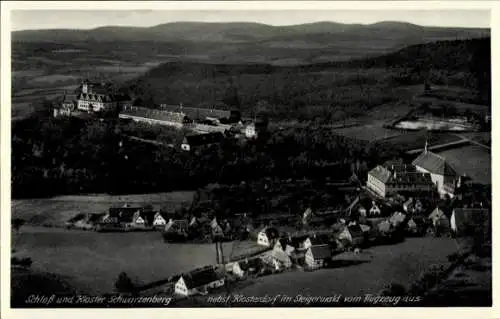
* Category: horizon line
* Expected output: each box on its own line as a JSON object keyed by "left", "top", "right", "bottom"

{"left": 11, "top": 19, "right": 491, "bottom": 32}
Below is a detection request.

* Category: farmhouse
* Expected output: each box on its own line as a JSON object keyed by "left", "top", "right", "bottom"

{"left": 174, "top": 267, "right": 225, "bottom": 296}
{"left": 412, "top": 143, "right": 460, "bottom": 197}
{"left": 304, "top": 245, "right": 332, "bottom": 270}
{"left": 450, "top": 208, "right": 491, "bottom": 238}
{"left": 367, "top": 161, "right": 435, "bottom": 198}
{"left": 181, "top": 132, "right": 225, "bottom": 152}
{"left": 256, "top": 227, "right": 280, "bottom": 247}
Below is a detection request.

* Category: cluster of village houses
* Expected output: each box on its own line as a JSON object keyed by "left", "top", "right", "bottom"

{"left": 66, "top": 185, "right": 490, "bottom": 299}
{"left": 53, "top": 80, "right": 266, "bottom": 151}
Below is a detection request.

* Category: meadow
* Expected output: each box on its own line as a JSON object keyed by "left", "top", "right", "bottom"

{"left": 14, "top": 226, "right": 244, "bottom": 294}
{"left": 233, "top": 237, "right": 460, "bottom": 299}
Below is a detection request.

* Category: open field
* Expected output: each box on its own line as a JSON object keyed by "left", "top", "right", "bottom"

{"left": 437, "top": 145, "right": 491, "bottom": 185}
{"left": 415, "top": 96, "right": 490, "bottom": 113}
{"left": 14, "top": 226, "right": 242, "bottom": 294}
{"left": 233, "top": 237, "right": 459, "bottom": 298}
{"left": 379, "top": 131, "right": 462, "bottom": 152}
{"left": 334, "top": 124, "right": 402, "bottom": 142}
{"left": 11, "top": 192, "right": 194, "bottom": 227}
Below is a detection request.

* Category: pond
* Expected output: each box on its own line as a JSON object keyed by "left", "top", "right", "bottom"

{"left": 394, "top": 118, "right": 472, "bottom": 131}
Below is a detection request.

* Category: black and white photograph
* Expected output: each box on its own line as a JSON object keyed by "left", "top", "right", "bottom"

{"left": 2, "top": 1, "right": 494, "bottom": 311}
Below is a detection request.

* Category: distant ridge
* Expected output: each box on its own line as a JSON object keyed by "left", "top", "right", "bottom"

{"left": 12, "top": 20, "right": 489, "bottom": 43}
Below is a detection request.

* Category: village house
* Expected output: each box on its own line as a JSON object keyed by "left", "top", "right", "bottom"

{"left": 210, "top": 217, "right": 226, "bottom": 240}
{"left": 181, "top": 132, "right": 225, "bottom": 152}
{"left": 389, "top": 212, "right": 407, "bottom": 227}
{"left": 428, "top": 206, "right": 450, "bottom": 234}
{"left": 368, "top": 201, "right": 382, "bottom": 217}
{"left": 337, "top": 225, "right": 365, "bottom": 248}
{"left": 244, "top": 122, "right": 257, "bottom": 139}
{"left": 403, "top": 198, "right": 413, "bottom": 213}
{"left": 164, "top": 219, "right": 189, "bottom": 233}
{"left": 304, "top": 245, "right": 332, "bottom": 270}
{"left": 367, "top": 160, "right": 435, "bottom": 198}
{"left": 174, "top": 266, "right": 225, "bottom": 296}
{"left": 153, "top": 212, "right": 168, "bottom": 228}
{"left": 405, "top": 216, "right": 426, "bottom": 235}
{"left": 256, "top": 227, "right": 280, "bottom": 247}
{"left": 403, "top": 198, "right": 424, "bottom": 214}
{"left": 291, "top": 234, "right": 313, "bottom": 251}
{"left": 261, "top": 248, "right": 293, "bottom": 271}
{"left": 450, "top": 208, "right": 491, "bottom": 238}
{"left": 232, "top": 258, "right": 266, "bottom": 278}
{"left": 412, "top": 142, "right": 460, "bottom": 198}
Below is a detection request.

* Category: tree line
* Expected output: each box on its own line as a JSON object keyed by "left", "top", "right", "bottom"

{"left": 11, "top": 109, "right": 400, "bottom": 199}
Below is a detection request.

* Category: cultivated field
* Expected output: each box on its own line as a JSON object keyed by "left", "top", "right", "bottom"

{"left": 14, "top": 226, "right": 243, "bottom": 294}
{"left": 11, "top": 192, "right": 194, "bottom": 227}
{"left": 234, "top": 237, "right": 460, "bottom": 298}
{"left": 437, "top": 145, "right": 491, "bottom": 185}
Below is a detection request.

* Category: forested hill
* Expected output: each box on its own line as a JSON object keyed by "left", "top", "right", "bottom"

{"left": 125, "top": 37, "right": 491, "bottom": 116}
{"left": 136, "top": 37, "right": 490, "bottom": 75}
{"left": 12, "top": 21, "right": 489, "bottom": 44}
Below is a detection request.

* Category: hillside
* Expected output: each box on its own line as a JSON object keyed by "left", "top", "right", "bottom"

{"left": 12, "top": 21, "right": 489, "bottom": 65}
{"left": 13, "top": 21, "right": 489, "bottom": 43}
{"left": 124, "top": 37, "right": 491, "bottom": 116}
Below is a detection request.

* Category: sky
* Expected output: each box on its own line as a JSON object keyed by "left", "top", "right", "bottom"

{"left": 11, "top": 9, "right": 491, "bottom": 31}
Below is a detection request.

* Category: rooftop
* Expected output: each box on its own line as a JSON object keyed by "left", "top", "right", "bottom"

{"left": 412, "top": 151, "right": 457, "bottom": 177}
{"left": 182, "top": 267, "right": 223, "bottom": 289}
{"left": 309, "top": 245, "right": 332, "bottom": 260}
{"left": 120, "top": 106, "right": 187, "bottom": 123}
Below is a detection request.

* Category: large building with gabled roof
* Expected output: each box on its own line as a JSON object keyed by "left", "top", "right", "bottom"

{"left": 412, "top": 142, "right": 459, "bottom": 197}
{"left": 366, "top": 158, "right": 435, "bottom": 198}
